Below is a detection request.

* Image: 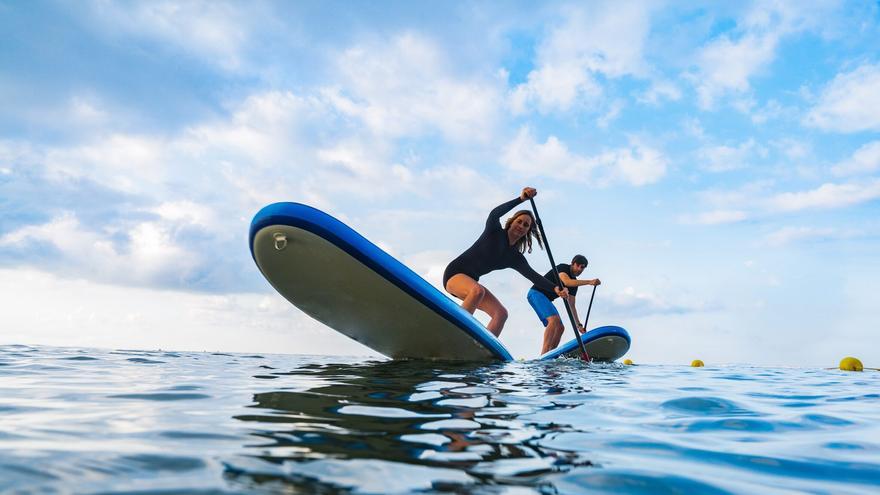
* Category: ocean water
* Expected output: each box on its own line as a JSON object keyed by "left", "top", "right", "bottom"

{"left": 1, "top": 344, "right": 878, "bottom": 494}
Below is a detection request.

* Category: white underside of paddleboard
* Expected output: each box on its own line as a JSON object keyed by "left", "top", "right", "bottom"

{"left": 553, "top": 335, "right": 630, "bottom": 361}
{"left": 583, "top": 335, "right": 630, "bottom": 361}
{"left": 253, "top": 225, "right": 500, "bottom": 360}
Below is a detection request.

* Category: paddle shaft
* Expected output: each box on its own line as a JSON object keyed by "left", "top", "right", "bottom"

{"left": 528, "top": 197, "right": 591, "bottom": 361}
{"left": 581, "top": 284, "right": 597, "bottom": 331}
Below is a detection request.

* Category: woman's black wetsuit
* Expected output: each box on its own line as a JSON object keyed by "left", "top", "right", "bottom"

{"left": 443, "top": 197, "right": 558, "bottom": 294}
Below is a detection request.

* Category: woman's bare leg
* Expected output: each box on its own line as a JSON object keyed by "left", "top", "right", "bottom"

{"left": 476, "top": 288, "right": 508, "bottom": 337}
{"left": 446, "top": 274, "right": 508, "bottom": 336}
{"left": 445, "top": 274, "right": 485, "bottom": 314}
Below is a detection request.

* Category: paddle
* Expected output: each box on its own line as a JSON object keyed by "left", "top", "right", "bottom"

{"left": 528, "top": 197, "right": 591, "bottom": 362}
{"left": 581, "top": 284, "right": 597, "bottom": 334}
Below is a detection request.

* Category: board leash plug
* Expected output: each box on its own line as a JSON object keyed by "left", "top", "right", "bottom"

{"left": 273, "top": 232, "right": 288, "bottom": 251}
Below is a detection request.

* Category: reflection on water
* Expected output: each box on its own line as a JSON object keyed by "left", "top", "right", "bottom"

{"left": 232, "top": 360, "right": 599, "bottom": 492}
{"left": 1, "top": 345, "right": 879, "bottom": 494}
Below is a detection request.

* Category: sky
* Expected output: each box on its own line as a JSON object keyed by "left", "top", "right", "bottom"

{"left": 2, "top": 0, "right": 879, "bottom": 366}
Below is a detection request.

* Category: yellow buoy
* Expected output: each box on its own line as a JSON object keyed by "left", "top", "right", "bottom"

{"left": 839, "top": 357, "right": 863, "bottom": 372}
{"left": 623, "top": 359, "right": 633, "bottom": 365}
{"left": 691, "top": 359, "right": 704, "bottom": 367}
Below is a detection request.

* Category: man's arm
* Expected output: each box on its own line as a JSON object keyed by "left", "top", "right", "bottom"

{"left": 559, "top": 273, "right": 601, "bottom": 287}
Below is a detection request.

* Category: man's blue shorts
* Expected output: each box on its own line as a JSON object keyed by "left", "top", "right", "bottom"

{"left": 527, "top": 288, "right": 559, "bottom": 326}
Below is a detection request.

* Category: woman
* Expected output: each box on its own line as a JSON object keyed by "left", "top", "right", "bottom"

{"left": 444, "top": 187, "right": 568, "bottom": 337}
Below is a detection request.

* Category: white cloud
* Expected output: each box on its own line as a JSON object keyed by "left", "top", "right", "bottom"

{"left": 747, "top": 99, "right": 786, "bottom": 124}
{"left": 682, "top": 118, "right": 706, "bottom": 139}
{"left": 509, "top": 3, "right": 651, "bottom": 114}
{"left": 181, "top": 91, "right": 319, "bottom": 167}
{"left": 763, "top": 226, "right": 837, "bottom": 246}
{"left": 502, "top": 127, "right": 593, "bottom": 179}
{"left": 45, "top": 134, "right": 168, "bottom": 193}
{"left": 312, "top": 137, "right": 511, "bottom": 208}
{"left": 418, "top": 166, "right": 506, "bottom": 208}
{"left": 697, "top": 139, "right": 764, "bottom": 172}
{"left": 767, "top": 179, "right": 880, "bottom": 212}
{"left": 87, "top": 0, "right": 255, "bottom": 71}
{"left": 2, "top": 85, "right": 519, "bottom": 292}
{"left": 604, "top": 143, "right": 668, "bottom": 186}
{"left": 0, "top": 212, "right": 199, "bottom": 287}
{"left": 596, "top": 100, "right": 625, "bottom": 128}
{"left": 501, "top": 127, "right": 667, "bottom": 187}
{"left": 0, "top": 139, "right": 35, "bottom": 170}
{"left": 315, "top": 139, "right": 399, "bottom": 195}
{"left": 509, "top": 60, "right": 601, "bottom": 115}
{"left": 680, "top": 210, "right": 748, "bottom": 225}
{"left": 67, "top": 96, "right": 111, "bottom": 126}
{"left": 771, "top": 138, "right": 812, "bottom": 160}
{"left": 684, "top": 181, "right": 770, "bottom": 224}
{"left": 687, "top": 176, "right": 880, "bottom": 224}
{"left": 21, "top": 91, "right": 329, "bottom": 229}
{"left": 637, "top": 80, "right": 682, "bottom": 106}
{"left": 831, "top": 141, "right": 880, "bottom": 177}
{"left": 805, "top": 63, "right": 880, "bottom": 132}
{"left": 40, "top": 90, "right": 345, "bottom": 210}
{"left": 326, "top": 33, "right": 503, "bottom": 142}
{"left": 605, "top": 286, "right": 708, "bottom": 317}
{"left": 150, "top": 200, "right": 217, "bottom": 228}
{"left": 401, "top": 250, "right": 455, "bottom": 291}
{"left": 691, "top": 1, "right": 837, "bottom": 109}
{"left": 697, "top": 180, "right": 775, "bottom": 208}
{"left": 694, "top": 33, "right": 778, "bottom": 108}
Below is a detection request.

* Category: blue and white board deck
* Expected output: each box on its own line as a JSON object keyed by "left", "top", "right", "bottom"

{"left": 250, "top": 202, "right": 629, "bottom": 362}
{"left": 539, "top": 326, "right": 631, "bottom": 361}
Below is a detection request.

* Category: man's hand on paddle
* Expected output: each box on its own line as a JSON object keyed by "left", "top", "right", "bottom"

{"left": 554, "top": 286, "right": 569, "bottom": 300}
{"left": 588, "top": 278, "right": 601, "bottom": 286}
{"left": 520, "top": 187, "right": 537, "bottom": 201}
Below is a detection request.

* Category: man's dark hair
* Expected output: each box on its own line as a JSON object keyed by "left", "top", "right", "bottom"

{"left": 572, "top": 254, "right": 588, "bottom": 266}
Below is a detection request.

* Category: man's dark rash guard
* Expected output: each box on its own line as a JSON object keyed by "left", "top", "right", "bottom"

{"left": 443, "top": 197, "right": 558, "bottom": 294}
{"left": 532, "top": 263, "right": 579, "bottom": 301}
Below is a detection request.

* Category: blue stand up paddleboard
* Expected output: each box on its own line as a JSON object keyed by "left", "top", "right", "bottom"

{"left": 250, "top": 202, "right": 513, "bottom": 361}
{"left": 539, "top": 326, "right": 631, "bottom": 361}
{"left": 250, "top": 202, "right": 631, "bottom": 362}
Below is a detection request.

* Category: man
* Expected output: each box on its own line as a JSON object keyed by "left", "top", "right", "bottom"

{"left": 526, "top": 254, "right": 601, "bottom": 354}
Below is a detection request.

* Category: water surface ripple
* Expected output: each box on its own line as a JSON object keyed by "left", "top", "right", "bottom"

{"left": 0, "top": 344, "right": 878, "bottom": 494}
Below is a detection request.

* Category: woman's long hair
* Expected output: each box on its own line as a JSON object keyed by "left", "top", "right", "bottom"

{"left": 504, "top": 210, "right": 544, "bottom": 254}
